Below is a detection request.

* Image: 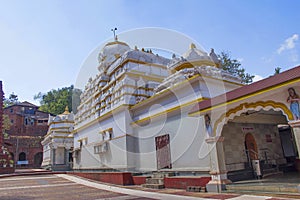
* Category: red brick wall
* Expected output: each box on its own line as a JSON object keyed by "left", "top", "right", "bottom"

{"left": 132, "top": 176, "right": 149, "bottom": 185}
{"left": 164, "top": 177, "right": 211, "bottom": 189}
{"left": 0, "top": 167, "right": 14, "bottom": 174}
{"left": 3, "top": 103, "right": 50, "bottom": 168}
{"left": 0, "top": 81, "right": 3, "bottom": 146}
{"left": 69, "top": 172, "right": 134, "bottom": 185}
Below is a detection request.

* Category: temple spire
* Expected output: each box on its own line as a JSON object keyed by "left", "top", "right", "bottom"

{"left": 62, "top": 106, "right": 70, "bottom": 115}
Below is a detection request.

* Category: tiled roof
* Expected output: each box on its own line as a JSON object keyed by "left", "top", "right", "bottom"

{"left": 189, "top": 65, "right": 300, "bottom": 114}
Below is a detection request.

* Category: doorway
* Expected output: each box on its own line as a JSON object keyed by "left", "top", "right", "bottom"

{"left": 155, "top": 134, "right": 172, "bottom": 170}
{"left": 245, "top": 133, "right": 258, "bottom": 160}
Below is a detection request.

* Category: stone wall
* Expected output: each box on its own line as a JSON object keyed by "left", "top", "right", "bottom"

{"left": 222, "top": 122, "right": 285, "bottom": 171}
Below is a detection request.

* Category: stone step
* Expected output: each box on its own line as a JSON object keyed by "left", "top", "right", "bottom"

{"left": 152, "top": 172, "right": 175, "bottom": 178}
{"left": 142, "top": 184, "right": 165, "bottom": 189}
{"left": 262, "top": 171, "right": 283, "bottom": 178}
{"left": 226, "top": 184, "right": 299, "bottom": 193}
{"left": 186, "top": 186, "right": 207, "bottom": 193}
{"left": 152, "top": 172, "right": 164, "bottom": 178}
{"left": 146, "top": 177, "right": 164, "bottom": 185}
{"left": 228, "top": 169, "right": 254, "bottom": 182}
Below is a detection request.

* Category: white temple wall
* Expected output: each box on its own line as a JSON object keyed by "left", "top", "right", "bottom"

{"left": 199, "top": 77, "right": 241, "bottom": 99}
{"left": 75, "top": 136, "right": 128, "bottom": 169}
{"left": 41, "top": 143, "right": 51, "bottom": 166}
{"left": 55, "top": 147, "right": 65, "bottom": 165}
{"left": 73, "top": 108, "right": 131, "bottom": 170}
{"left": 133, "top": 113, "right": 210, "bottom": 171}
{"left": 49, "top": 122, "right": 73, "bottom": 129}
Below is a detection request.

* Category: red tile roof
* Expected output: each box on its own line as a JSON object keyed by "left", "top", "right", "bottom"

{"left": 189, "top": 65, "right": 300, "bottom": 114}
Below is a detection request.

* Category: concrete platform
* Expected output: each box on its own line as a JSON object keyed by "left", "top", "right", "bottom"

{"left": 1, "top": 169, "right": 300, "bottom": 199}
{"left": 226, "top": 172, "right": 300, "bottom": 194}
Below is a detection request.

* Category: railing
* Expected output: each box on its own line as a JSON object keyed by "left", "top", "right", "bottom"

{"left": 244, "top": 149, "right": 260, "bottom": 168}
{"left": 259, "top": 148, "right": 281, "bottom": 172}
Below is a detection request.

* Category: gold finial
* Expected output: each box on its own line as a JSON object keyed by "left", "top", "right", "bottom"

{"left": 190, "top": 43, "right": 196, "bottom": 49}
{"left": 62, "top": 106, "right": 70, "bottom": 115}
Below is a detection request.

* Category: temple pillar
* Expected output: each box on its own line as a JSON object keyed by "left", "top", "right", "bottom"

{"left": 205, "top": 136, "right": 231, "bottom": 192}
{"left": 51, "top": 146, "right": 56, "bottom": 166}
{"left": 288, "top": 120, "right": 300, "bottom": 171}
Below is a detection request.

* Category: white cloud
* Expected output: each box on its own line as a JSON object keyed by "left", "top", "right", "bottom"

{"left": 253, "top": 74, "right": 264, "bottom": 82}
{"left": 277, "top": 34, "right": 299, "bottom": 54}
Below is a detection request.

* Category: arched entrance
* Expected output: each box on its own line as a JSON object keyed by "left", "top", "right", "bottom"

{"left": 221, "top": 108, "right": 294, "bottom": 181}
{"left": 34, "top": 152, "right": 43, "bottom": 167}
{"left": 19, "top": 152, "right": 26, "bottom": 161}
{"left": 245, "top": 133, "right": 258, "bottom": 160}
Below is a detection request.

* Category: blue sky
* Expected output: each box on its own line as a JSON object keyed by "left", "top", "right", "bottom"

{"left": 0, "top": 0, "right": 299, "bottom": 103}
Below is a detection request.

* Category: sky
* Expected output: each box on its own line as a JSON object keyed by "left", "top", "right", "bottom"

{"left": 0, "top": 0, "right": 299, "bottom": 104}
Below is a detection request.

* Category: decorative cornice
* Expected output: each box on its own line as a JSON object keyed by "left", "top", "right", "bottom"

{"left": 212, "top": 100, "right": 293, "bottom": 136}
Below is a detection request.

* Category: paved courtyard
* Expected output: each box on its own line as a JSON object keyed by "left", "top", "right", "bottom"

{"left": 0, "top": 174, "right": 157, "bottom": 200}
{"left": 0, "top": 173, "right": 298, "bottom": 200}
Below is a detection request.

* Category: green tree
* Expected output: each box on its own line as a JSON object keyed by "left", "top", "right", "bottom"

{"left": 34, "top": 85, "right": 82, "bottom": 115}
{"left": 2, "top": 114, "right": 11, "bottom": 139}
{"left": 3, "top": 93, "right": 19, "bottom": 107}
{"left": 218, "top": 51, "right": 254, "bottom": 84}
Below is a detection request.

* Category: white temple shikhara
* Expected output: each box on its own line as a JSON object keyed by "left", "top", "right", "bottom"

{"left": 41, "top": 106, "right": 74, "bottom": 171}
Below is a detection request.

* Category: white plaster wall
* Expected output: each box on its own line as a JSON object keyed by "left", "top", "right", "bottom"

{"left": 42, "top": 143, "right": 51, "bottom": 166}
{"left": 133, "top": 113, "right": 210, "bottom": 172}
{"left": 73, "top": 108, "right": 131, "bottom": 169}
{"left": 55, "top": 147, "right": 65, "bottom": 165}
{"left": 74, "top": 136, "right": 128, "bottom": 169}
{"left": 49, "top": 122, "right": 73, "bottom": 129}
{"left": 199, "top": 77, "right": 240, "bottom": 98}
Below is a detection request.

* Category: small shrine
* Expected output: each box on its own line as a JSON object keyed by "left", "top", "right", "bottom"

{"left": 41, "top": 106, "right": 74, "bottom": 171}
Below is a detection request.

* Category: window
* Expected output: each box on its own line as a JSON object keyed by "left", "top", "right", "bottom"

{"left": 94, "top": 142, "right": 108, "bottom": 154}
{"left": 25, "top": 108, "right": 35, "bottom": 114}
{"left": 101, "top": 128, "right": 113, "bottom": 140}
{"left": 10, "top": 108, "right": 13, "bottom": 113}
{"left": 10, "top": 119, "right": 14, "bottom": 124}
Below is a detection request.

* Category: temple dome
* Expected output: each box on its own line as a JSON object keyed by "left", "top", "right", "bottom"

{"left": 168, "top": 43, "right": 220, "bottom": 71}
{"left": 182, "top": 43, "right": 211, "bottom": 62}
{"left": 97, "top": 39, "right": 131, "bottom": 72}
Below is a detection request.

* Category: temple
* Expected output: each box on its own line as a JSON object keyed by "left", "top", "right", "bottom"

{"left": 41, "top": 106, "right": 74, "bottom": 171}
{"left": 42, "top": 36, "right": 300, "bottom": 192}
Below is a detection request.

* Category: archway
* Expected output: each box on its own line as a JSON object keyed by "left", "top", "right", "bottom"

{"left": 34, "top": 152, "right": 43, "bottom": 167}
{"left": 214, "top": 100, "right": 293, "bottom": 138}
{"left": 19, "top": 152, "right": 26, "bottom": 161}
{"left": 220, "top": 107, "right": 295, "bottom": 181}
